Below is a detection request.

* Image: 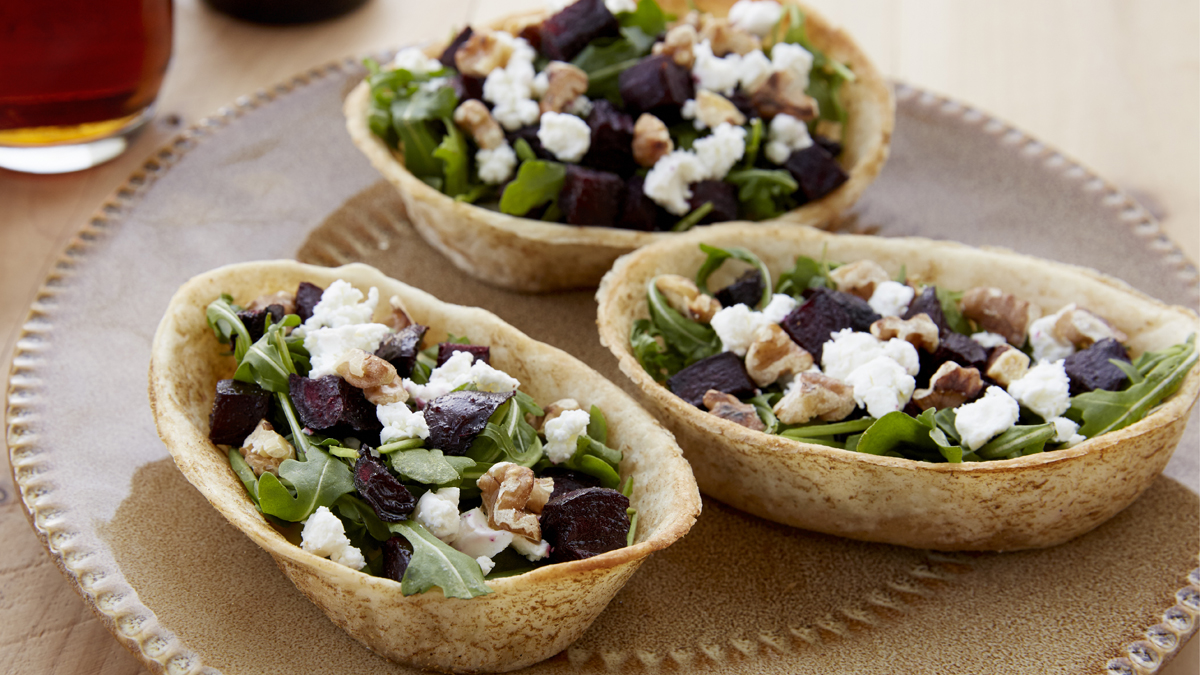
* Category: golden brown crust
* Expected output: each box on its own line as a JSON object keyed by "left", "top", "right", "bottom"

{"left": 595, "top": 223, "right": 1200, "bottom": 551}
{"left": 149, "top": 261, "right": 700, "bottom": 673}
{"left": 343, "top": 0, "right": 894, "bottom": 292}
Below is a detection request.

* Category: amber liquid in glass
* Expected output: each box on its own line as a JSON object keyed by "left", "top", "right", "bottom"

{"left": 0, "top": 0, "right": 173, "bottom": 146}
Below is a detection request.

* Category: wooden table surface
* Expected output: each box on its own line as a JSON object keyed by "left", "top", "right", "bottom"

{"left": 2, "top": 1, "right": 1196, "bottom": 672}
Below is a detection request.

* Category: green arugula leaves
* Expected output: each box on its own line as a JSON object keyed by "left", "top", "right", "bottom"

{"left": 1069, "top": 336, "right": 1197, "bottom": 437}
{"left": 854, "top": 409, "right": 965, "bottom": 463}
{"left": 695, "top": 244, "right": 772, "bottom": 309}
{"left": 725, "top": 169, "right": 799, "bottom": 221}
{"left": 646, "top": 276, "right": 721, "bottom": 363}
{"left": 258, "top": 445, "right": 356, "bottom": 521}
{"left": 388, "top": 521, "right": 493, "bottom": 598}
{"left": 498, "top": 160, "right": 566, "bottom": 217}
{"left": 390, "top": 448, "right": 475, "bottom": 485}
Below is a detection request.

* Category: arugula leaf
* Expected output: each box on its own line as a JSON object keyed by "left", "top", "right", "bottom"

{"left": 749, "top": 393, "right": 780, "bottom": 435}
{"left": 205, "top": 294, "right": 249, "bottom": 355}
{"left": 935, "top": 287, "right": 973, "bottom": 335}
{"left": 499, "top": 160, "right": 566, "bottom": 216}
{"left": 388, "top": 520, "right": 492, "bottom": 598}
{"left": 777, "top": 4, "right": 854, "bottom": 125}
{"left": 513, "top": 137, "right": 536, "bottom": 162}
{"left": 975, "top": 424, "right": 1055, "bottom": 460}
{"left": 695, "top": 244, "right": 773, "bottom": 309}
{"left": 574, "top": 452, "right": 621, "bottom": 489}
{"left": 258, "top": 445, "right": 355, "bottom": 521}
{"left": 855, "top": 410, "right": 965, "bottom": 463}
{"left": 740, "top": 118, "right": 764, "bottom": 169}
{"left": 333, "top": 493, "right": 392, "bottom": 542}
{"left": 775, "top": 255, "right": 830, "bottom": 297}
{"left": 228, "top": 448, "right": 260, "bottom": 505}
{"left": 433, "top": 115, "right": 469, "bottom": 198}
{"left": 617, "top": 0, "right": 666, "bottom": 35}
{"left": 646, "top": 277, "right": 721, "bottom": 363}
{"left": 233, "top": 314, "right": 306, "bottom": 393}
{"left": 1069, "top": 337, "right": 1197, "bottom": 438}
{"left": 726, "top": 169, "right": 799, "bottom": 221}
{"left": 626, "top": 508, "right": 639, "bottom": 547}
{"left": 631, "top": 318, "right": 687, "bottom": 382}
{"left": 377, "top": 437, "right": 425, "bottom": 454}
{"left": 672, "top": 202, "right": 713, "bottom": 232}
{"left": 780, "top": 417, "right": 875, "bottom": 438}
{"left": 588, "top": 405, "right": 608, "bottom": 445}
{"left": 571, "top": 24, "right": 656, "bottom": 102}
{"left": 390, "top": 448, "right": 475, "bottom": 485}
{"left": 392, "top": 87, "right": 458, "bottom": 180}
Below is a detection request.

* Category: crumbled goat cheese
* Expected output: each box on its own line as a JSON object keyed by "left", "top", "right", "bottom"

{"left": 771, "top": 41, "right": 813, "bottom": 91}
{"left": 711, "top": 304, "right": 773, "bottom": 356}
{"left": 483, "top": 36, "right": 540, "bottom": 131}
{"left": 392, "top": 47, "right": 443, "bottom": 75}
{"left": 511, "top": 535, "right": 552, "bottom": 561}
{"left": 304, "top": 323, "right": 392, "bottom": 379}
{"left": 414, "top": 487, "right": 461, "bottom": 543}
{"left": 765, "top": 113, "right": 813, "bottom": 164}
{"left": 954, "top": 386, "right": 1020, "bottom": 450}
{"left": 821, "top": 329, "right": 919, "bottom": 381}
{"left": 681, "top": 99, "right": 703, "bottom": 130}
{"left": 760, "top": 293, "right": 798, "bottom": 324}
{"left": 565, "top": 95, "right": 593, "bottom": 117}
{"left": 403, "top": 350, "right": 520, "bottom": 403}
{"left": 544, "top": 408, "right": 591, "bottom": 463}
{"left": 301, "top": 506, "right": 366, "bottom": 570}
{"left": 531, "top": 71, "right": 550, "bottom": 98}
{"left": 476, "top": 556, "right": 496, "bottom": 575}
{"left": 868, "top": 281, "right": 916, "bottom": 318}
{"left": 737, "top": 49, "right": 774, "bottom": 92}
{"left": 537, "top": 111, "right": 592, "bottom": 162}
{"left": 728, "top": 0, "right": 784, "bottom": 36}
{"left": 605, "top": 0, "right": 637, "bottom": 14}
{"left": 477, "top": 143, "right": 518, "bottom": 184}
{"left": 419, "top": 76, "right": 450, "bottom": 93}
{"left": 1028, "top": 309, "right": 1074, "bottom": 363}
{"left": 453, "top": 507, "right": 513, "bottom": 558}
{"left": 692, "top": 41, "right": 742, "bottom": 96}
{"left": 693, "top": 123, "right": 746, "bottom": 180}
{"left": 302, "top": 280, "right": 380, "bottom": 332}
{"left": 971, "top": 331, "right": 1009, "bottom": 349}
{"left": 881, "top": 338, "right": 920, "bottom": 376}
{"left": 1049, "top": 416, "right": 1086, "bottom": 447}
{"left": 643, "top": 150, "right": 709, "bottom": 215}
{"left": 844, "top": 356, "right": 915, "bottom": 418}
{"left": 1008, "top": 359, "right": 1071, "bottom": 420}
{"left": 377, "top": 400, "right": 430, "bottom": 444}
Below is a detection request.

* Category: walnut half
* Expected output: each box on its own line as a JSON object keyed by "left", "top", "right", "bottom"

{"left": 539, "top": 61, "right": 589, "bottom": 114}
{"left": 633, "top": 114, "right": 674, "bottom": 167}
{"left": 240, "top": 419, "right": 296, "bottom": 476}
{"left": 477, "top": 462, "right": 554, "bottom": 542}
{"left": 773, "top": 372, "right": 855, "bottom": 425}
{"left": 871, "top": 314, "right": 940, "bottom": 353}
{"left": 961, "top": 287, "right": 1039, "bottom": 347}
{"left": 703, "top": 390, "right": 765, "bottom": 431}
{"left": 744, "top": 323, "right": 813, "bottom": 387}
{"left": 334, "top": 349, "right": 397, "bottom": 389}
{"left": 654, "top": 274, "right": 721, "bottom": 323}
{"left": 912, "top": 362, "right": 983, "bottom": 411}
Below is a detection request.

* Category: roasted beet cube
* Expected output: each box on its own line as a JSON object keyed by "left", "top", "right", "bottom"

{"left": 687, "top": 179, "right": 738, "bottom": 224}
{"left": 561, "top": 165, "right": 624, "bottom": 226}
{"left": 813, "top": 133, "right": 843, "bottom": 158}
{"left": 289, "top": 374, "right": 383, "bottom": 439}
{"left": 295, "top": 282, "right": 324, "bottom": 323}
{"left": 424, "top": 390, "right": 515, "bottom": 455}
{"left": 582, "top": 99, "right": 636, "bottom": 176}
{"left": 518, "top": 22, "right": 542, "bottom": 51}
{"left": 829, "top": 290, "right": 882, "bottom": 332}
{"left": 505, "top": 125, "right": 555, "bottom": 161}
{"left": 780, "top": 288, "right": 855, "bottom": 361}
{"left": 618, "top": 175, "right": 670, "bottom": 231}
{"left": 1065, "top": 338, "right": 1131, "bottom": 395}
{"left": 541, "top": 487, "right": 630, "bottom": 563}
{"left": 727, "top": 91, "right": 757, "bottom": 120}
{"left": 784, "top": 144, "right": 848, "bottom": 204}
{"left": 354, "top": 452, "right": 415, "bottom": 522}
{"left": 451, "top": 74, "right": 485, "bottom": 102}
{"left": 934, "top": 331, "right": 989, "bottom": 371}
{"left": 667, "top": 351, "right": 757, "bottom": 407}
{"left": 209, "top": 379, "right": 271, "bottom": 446}
{"left": 540, "top": 466, "right": 602, "bottom": 502}
{"left": 374, "top": 324, "right": 428, "bottom": 378}
{"left": 539, "top": 0, "right": 619, "bottom": 61}
{"left": 903, "top": 286, "right": 948, "bottom": 333}
{"left": 439, "top": 26, "right": 473, "bottom": 69}
{"left": 715, "top": 269, "right": 764, "bottom": 309}
{"left": 437, "top": 342, "right": 490, "bottom": 367}
{"left": 618, "top": 55, "right": 694, "bottom": 121}
{"left": 232, "top": 303, "right": 285, "bottom": 352}
{"left": 381, "top": 535, "right": 414, "bottom": 582}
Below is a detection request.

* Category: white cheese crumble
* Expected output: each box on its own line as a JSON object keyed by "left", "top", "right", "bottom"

{"left": 531, "top": 71, "right": 550, "bottom": 98}
{"left": 764, "top": 113, "right": 813, "bottom": 165}
{"left": 304, "top": 323, "right": 392, "bottom": 379}
{"left": 728, "top": 0, "right": 784, "bottom": 36}
{"left": 413, "top": 487, "right": 461, "bottom": 543}
{"left": 760, "top": 293, "right": 798, "bottom": 324}
{"left": 544, "top": 408, "right": 591, "bottom": 463}
{"left": 402, "top": 350, "right": 521, "bottom": 404}
{"left": 681, "top": 99, "right": 703, "bottom": 130}
{"left": 737, "top": 49, "right": 774, "bottom": 92}
{"left": 537, "top": 111, "right": 592, "bottom": 162}
{"left": 301, "top": 506, "right": 366, "bottom": 570}
{"left": 605, "top": 0, "right": 637, "bottom": 14}
{"left": 477, "top": 143, "right": 517, "bottom": 184}
{"left": 302, "top": 280, "right": 380, "bottom": 332}
{"left": 377, "top": 400, "right": 430, "bottom": 444}
{"left": 692, "top": 41, "right": 742, "bottom": 96}
{"left": 821, "top": 329, "right": 919, "bottom": 381}
{"left": 868, "top": 281, "right": 916, "bottom": 318}
{"left": 1028, "top": 309, "right": 1074, "bottom": 363}
{"left": 971, "top": 331, "right": 1009, "bottom": 349}
{"left": 453, "top": 507, "right": 513, "bottom": 558}
{"left": 482, "top": 35, "right": 540, "bottom": 131}
{"left": 692, "top": 123, "right": 747, "bottom": 180}
{"left": 1049, "top": 416, "right": 1086, "bottom": 447}
{"left": 954, "top": 386, "right": 1020, "bottom": 450}
{"left": 476, "top": 556, "right": 496, "bottom": 575}
{"left": 511, "top": 535, "right": 551, "bottom": 561}
{"left": 844, "top": 356, "right": 915, "bottom": 418}
{"left": 771, "top": 41, "right": 814, "bottom": 91}
{"left": 392, "top": 47, "right": 443, "bottom": 75}
{"left": 711, "top": 303, "right": 773, "bottom": 356}
{"left": 1008, "top": 359, "right": 1071, "bottom": 420}
{"left": 643, "top": 150, "right": 708, "bottom": 215}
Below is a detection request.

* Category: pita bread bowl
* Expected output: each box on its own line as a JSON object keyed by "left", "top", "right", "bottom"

{"left": 344, "top": 0, "right": 893, "bottom": 292}
{"left": 149, "top": 261, "right": 700, "bottom": 673}
{"left": 596, "top": 223, "right": 1200, "bottom": 551}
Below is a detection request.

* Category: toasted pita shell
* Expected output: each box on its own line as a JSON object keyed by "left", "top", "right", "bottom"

{"left": 596, "top": 223, "right": 1200, "bottom": 551}
{"left": 149, "top": 261, "right": 700, "bottom": 673}
{"left": 343, "top": 0, "right": 893, "bottom": 292}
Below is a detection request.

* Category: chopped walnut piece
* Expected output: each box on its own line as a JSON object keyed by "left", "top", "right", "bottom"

{"left": 1052, "top": 304, "right": 1128, "bottom": 349}
{"left": 454, "top": 30, "right": 515, "bottom": 78}
{"left": 669, "top": 9, "right": 705, "bottom": 31}
{"left": 477, "top": 462, "right": 550, "bottom": 541}
{"left": 633, "top": 114, "right": 674, "bottom": 167}
{"left": 744, "top": 323, "right": 814, "bottom": 387}
{"left": 700, "top": 18, "right": 762, "bottom": 56}
{"left": 652, "top": 24, "right": 698, "bottom": 68}
{"left": 654, "top": 274, "right": 722, "bottom": 323}
{"left": 750, "top": 71, "right": 819, "bottom": 121}
{"left": 248, "top": 291, "right": 296, "bottom": 316}
{"left": 693, "top": 90, "right": 747, "bottom": 129}
{"left": 703, "top": 390, "right": 766, "bottom": 431}
{"left": 985, "top": 344, "right": 1031, "bottom": 387}
{"left": 387, "top": 294, "right": 413, "bottom": 331}
{"left": 529, "top": 398, "right": 582, "bottom": 432}
{"left": 334, "top": 349, "right": 397, "bottom": 389}
{"left": 539, "top": 61, "right": 589, "bottom": 114}
{"left": 912, "top": 362, "right": 983, "bottom": 411}
{"left": 453, "top": 100, "right": 506, "bottom": 150}
{"left": 871, "top": 314, "right": 941, "bottom": 353}
{"left": 240, "top": 420, "right": 295, "bottom": 476}
{"left": 773, "top": 372, "right": 855, "bottom": 425}
{"left": 365, "top": 380, "right": 409, "bottom": 406}
{"left": 829, "top": 260, "right": 891, "bottom": 300}
{"left": 961, "top": 287, "right": 1040, "bottom": 347}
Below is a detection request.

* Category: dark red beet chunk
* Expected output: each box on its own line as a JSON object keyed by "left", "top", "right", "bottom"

{"left": 517, "top": 22, "right": 542, "bottom": 51}
{"left": 666, "top": 351, "right": 757, "bottom": 408}
{"left": 540, "top": 467, "right": 602, "bottom": 502}
{"left": 439, "top": 26, "right": 473, "bottom": 69}
{"left": 780, "top": 288, "right": 856, "bottom": 361}
{"left": 425, "top": 390, "right": 515, "bottom": 455}
{"left": 1065, "top": 338, "right": 1131, "bottom": 395}
{"left": 295, "top": 282, "right": 324, "bottom": 323}
{"left": 451, "top": 74, "right": 484, "bottom": 102}
{"left": 289, "top": 374, "right": 383, "bottom": 439}
{"left": 354, "top": 452, "right": 415, "bottom": 522}
{"left": 232, "top": 303, "right": 284, "bottom": 352}
{"left": 618, "top": 175, "right": 670, "bottom": 231}
{"left": 618, "top": 55, "right": 694, "bottom": 121}
{"left": 582, "top": 100, "right": 636, "bottom": 176}
{"left": 505, "top": 125, "right": 555, "bottom": 161}
{"left": 784, "top": 144, "right": 848, "bottom": 204}
{"left": 903, "top": 286, "right": 948, "bottom": 333}
{"left": 381, "top": 535, "right": 414, "bottom": 582}
{"left": 934, "top": 331, "right": 988, "bottom": 371}
{"left": 829, "top": 290, "right": 882, "bottom": 332}
{"left": 727, "top": 90, "right": 756, "bottom": 119}
{"left": 209, "top": 379, "right": 271, "bottom": 446}
{"left": 715, "top": 269, "right": 764, "bottom": 309}
{"left": 541, "top": 487, "right": 630, "bottom": 564}
{"left": 561, "top": 165, "right": 624, "bottom": 226}
{"left": 687, "top": 179, "right": 738, "bottom": 224}
{"left": 539, "top": 0, "right": 619, "bottom": 61}
{"left": 437, "top": 343, "right": 490, "bottom": 367}
{"left": 374, "top": 324, "right": 428, "bottom": 378}
{"left": 813, "top": 133, "right": 843, "bottom": 158}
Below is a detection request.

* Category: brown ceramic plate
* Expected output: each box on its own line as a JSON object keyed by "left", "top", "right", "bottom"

{"left": 6, "top": 55, "right": 1199, "bottom": 675}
